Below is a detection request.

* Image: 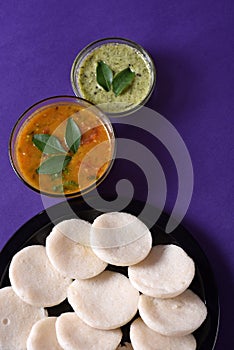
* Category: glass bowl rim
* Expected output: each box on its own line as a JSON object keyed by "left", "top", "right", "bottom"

{"left": 9, "top": 95, "right": 116, "bottom": 198}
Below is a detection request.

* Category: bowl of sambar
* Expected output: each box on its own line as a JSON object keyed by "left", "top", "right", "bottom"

{"left": 9, "top": 96, "right": 115, "bottom": 197}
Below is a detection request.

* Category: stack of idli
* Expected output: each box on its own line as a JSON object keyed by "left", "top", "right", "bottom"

{"left": 0, "top": 212, "right": 207, "bottom": 349}
{"left": 89, "top": 213, "right": 207, "bottom": 349}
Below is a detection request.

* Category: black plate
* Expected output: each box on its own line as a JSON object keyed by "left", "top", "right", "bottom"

{"left": 0, "top": 198, "right": 219, "bottom": 349}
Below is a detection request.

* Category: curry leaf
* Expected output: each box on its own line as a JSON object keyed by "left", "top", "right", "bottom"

{"left": 36, "top": 155, "right": 72, "bottom": 174}
{"left": 65, "top": 118, "right": 81, "bottom": 154}
{"left": 96, "top": 61, "right": 113, "bottom": 92}
{"left": 33, "top": 134, "right": 66, "bottom": 154}
{"left": 112, "top": 67, "right": 135, "bottom": 96}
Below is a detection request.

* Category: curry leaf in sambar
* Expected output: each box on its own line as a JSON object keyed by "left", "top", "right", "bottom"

{"left": 36, "top": 155, "right": 72, "bottom": 174}
{"left": 65, "top": 118, "right": 81, "bottom": 154}
{"left": 33, "top": 134, "right": 66, "bottom": 154}
{"left": 96, "top": 61, "right": 113, "bottom": 92}
{"left": 112, "top": 67, "right": 135, "bottom": 96}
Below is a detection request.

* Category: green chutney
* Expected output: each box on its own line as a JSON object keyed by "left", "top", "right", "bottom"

{"left": 77, "top": 43, "right": 153, "bottom": 114}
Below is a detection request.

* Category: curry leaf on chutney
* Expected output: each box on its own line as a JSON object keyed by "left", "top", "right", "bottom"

{"left": 96, "top": 61, "right": 113, "bottom": 92}
{"left": 112, "top": 67, "right": 135, "bottom": 96}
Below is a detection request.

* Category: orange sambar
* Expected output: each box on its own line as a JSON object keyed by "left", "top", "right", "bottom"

{"left": 14, "top": 102, "right": 114, "bottom": 196}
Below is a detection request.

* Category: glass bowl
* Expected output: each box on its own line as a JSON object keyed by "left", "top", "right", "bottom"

{"left": 9, "top": 96, "right": 116, "bottom": 198}
{"left": 71, "top": 37, "right": 156, "bottom": 117}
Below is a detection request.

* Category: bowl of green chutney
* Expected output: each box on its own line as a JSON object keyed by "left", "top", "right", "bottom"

{"left": 71, "top": 37, "right": 156, "bottom": 117}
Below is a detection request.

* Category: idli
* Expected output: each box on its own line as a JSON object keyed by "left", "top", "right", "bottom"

{"left": 67, "top": 270, "right": 139, "bottom": 330}
{"left": 27, "top": 317, "right": 62, "bottom": 350}
{"left": 0, "top": 287, "right": 47, "bottom": 350}
{"left": 130, "top": 318, "right": 196, "bottom": 350}
{"left": 139, "top": 290, "right": 207, "bottom": 336}
{"left": 56, "top": 312, "right": 122, "bottom": 350}
{"left": 46, "top": 219, "right": 107, "bottom": 280}
{"left": 128, "top": 244, "right": 195, "bottom": 298}
{"left": 90, "top": 212, "right": 152, "bottom": 266}
{"left": 9, "top": 245, "right": 72, "bottom": 307}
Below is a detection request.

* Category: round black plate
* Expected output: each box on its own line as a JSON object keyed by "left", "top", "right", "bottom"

{"left": 0, "top": 198, "right": 219, "bottom": 349}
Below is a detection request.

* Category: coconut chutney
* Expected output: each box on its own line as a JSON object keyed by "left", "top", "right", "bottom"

{"left": 76, "top": 42, "right": 154, "bottom": 114}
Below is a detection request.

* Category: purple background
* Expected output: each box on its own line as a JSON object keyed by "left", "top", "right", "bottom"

{"left": 0, "top": 0, "right": 233, "bottom": 348}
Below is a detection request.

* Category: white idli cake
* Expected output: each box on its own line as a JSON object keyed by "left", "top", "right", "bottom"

{"left": 138, "top": 289, "right": 207, "bottom": 336}
{"left": 9, "top": 245, "right": 72, "bottom": 307}
{"left": 27, "top": 317, "right": 62, "bottom": 350}
{"left": 90, "top": 212, "right": 152, "bottom": 266}
{"left": 67, "top": 270, "right": 139, "bottom": 330}
{"left": 128, "top": 244, "right": 195, "bottom": 298}
{"left": 130, "top": 318, "right": 197, "bottom": 350}
{"left": 0, "top": 287, "right": 47, "bottom": 350}
{"left": 46, "top": 219, "right": 107, "bottom": 280}
{"left": 56, "top": 312, "right": 122, "bottom": 350}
